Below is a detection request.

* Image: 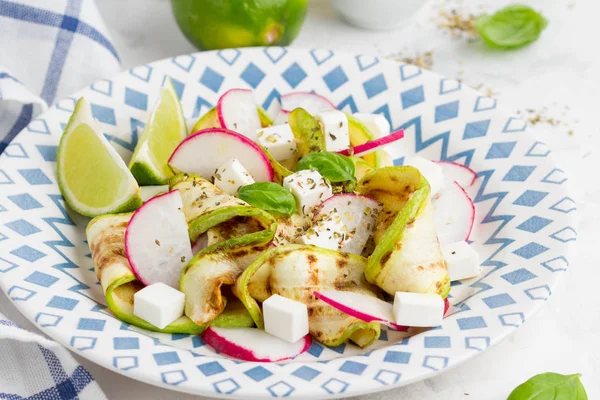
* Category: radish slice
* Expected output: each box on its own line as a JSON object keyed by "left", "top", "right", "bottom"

{"left": 201, "top": 327, "right": 312, "bottom": 362}
{"left": 434, "top": 160, "right": 476, "bottom": 188}
{"left": 433, "top": 182, "right": 475, "bottom": 245}
{"left": 125, "top": 191, "right": 192, "bottom": 288}
{"left": 281, "top": 92, "right": 336, "bottom": 114}
{"left": 337, "top": 129, "right": 405, "bottom": 157}
{"left": 314, "top": 290, "right": 408, "bottom": 331}
{"left": 315, "top": 194, "right": 381, "bottom": 255}
{"left": 444, "top": 298, "right": 450, "bottom": 316}
{"left": 217, "top": 89, "right": 262, "bottom": 141}
{"left": 168, "top": 128, "right": 274, "bottom": 182}
{"left": 273, "top": 110, "right": 290, "bottom": 125}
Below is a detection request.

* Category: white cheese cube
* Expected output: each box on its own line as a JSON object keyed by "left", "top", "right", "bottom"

{"left": 133, "top": 283, "right": 185, "bottom": 329}
{"left": 283, "top": 169, "right": 333, "bottom": 215}
{"left": 263, "top": 294, "right": 309, "bottom": 343}
{"left": 353, "top": 113, "right": 391, "bottom": 138}
{"left": 442, "top": 241, "right": 481, "bottom": 281}
{"left": 213, "top": 157, "right": 255, "bottom": 195}
{"left": 393, "top": 292, "right": 444, "bottom": 327}
{"left": 314, "top": 110, "right": 350, "bottom": 152}
{"left": 404, "top": 156, "right": 445, "bottom": 195}
{"left": 256, "top": 124, "right": 297, "bottom": 161}
{"left": 140, "top": 185, "right": 169, "bottom": 202}
{"left": 296, "top": 211, "right": 349, "bottom": 250}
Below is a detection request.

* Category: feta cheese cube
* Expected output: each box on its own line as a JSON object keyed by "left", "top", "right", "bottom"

{"left": 393, "top": 292, "right": 444, "bottom": 327}
{"left": 133, "top": 283, "right": 185, "bottom": 329}
{"left": 404, "top": 156, "right": 445, "bottom": 195}
{"left": 314, "top": 110, "right": 350, "bottom": 152}
{"left": 256, "top": 124, "right": 297, "bottom": 161}
{"left": 442, "top": 241, "right": 481, "bottom": 281}
{"left": 353, "top": 113, "right": 390, "bottom": 138}
{"left": 296, "top": 211, "right": 349, "bottom": 250}
{"left": 283, "top": 169, "right": 333, "bottom": 215}
{"left": 263, "top": 294, "right": 309, "bottom": 343}
{"left": 213, "top": 157, "right": 255, "bottom": 195}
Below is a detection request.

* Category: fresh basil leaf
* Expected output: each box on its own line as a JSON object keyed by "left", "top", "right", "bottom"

{"left": 296, "top": 152, "right": 356, "bottom": 184}
{"left": 238, "top": 182, "right": 296, "bottom": 217}
{"left": 508, "top": 372, "right": 588, "bottom": 400}
{"left": 475, "top": 4, "right": 548, "bottom": 49}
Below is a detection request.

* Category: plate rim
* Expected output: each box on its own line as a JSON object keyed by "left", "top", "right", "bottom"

{"left": 0, "top": 46, "right": 577, "bottom": 399}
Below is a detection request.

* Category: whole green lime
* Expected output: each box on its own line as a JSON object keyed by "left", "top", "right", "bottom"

{"left": 170, "top": 0, "right": 308, "bottom": 50}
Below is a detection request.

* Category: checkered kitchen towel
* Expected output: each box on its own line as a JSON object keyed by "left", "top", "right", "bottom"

{"left": 0, "top": 313, "right": 107, "bottom": 399}
{"left": 0, "top": 0, "right": 120, "bottom": 154}
{"left": 0, "top": 0, "right": 118, "bottom": 397}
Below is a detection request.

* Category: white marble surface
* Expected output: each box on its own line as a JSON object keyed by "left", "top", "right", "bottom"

{"left": 2, "top": 0, "right": 599, "bottom": 398}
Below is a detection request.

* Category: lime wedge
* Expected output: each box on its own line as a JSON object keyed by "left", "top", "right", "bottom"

{"left": 57, "top": 98, "right": 142, "bottom": 217}
{"left": 129, "top": 78, "right": 187, "bottom": 184}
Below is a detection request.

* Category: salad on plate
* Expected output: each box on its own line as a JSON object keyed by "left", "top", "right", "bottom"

{"left": 56, "top": 79, "right": 480, "bottom": 362}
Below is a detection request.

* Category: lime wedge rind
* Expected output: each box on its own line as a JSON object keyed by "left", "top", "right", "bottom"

{"left": 128, "top": 78, "right": 187, "bottom": 185}
{"left": 57, "top": 98, "right": 142, "bottom": 217}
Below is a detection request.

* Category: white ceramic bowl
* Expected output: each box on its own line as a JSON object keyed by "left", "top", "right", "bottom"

{"left": 329, "top": 0, "right": 425, "bottom": 30}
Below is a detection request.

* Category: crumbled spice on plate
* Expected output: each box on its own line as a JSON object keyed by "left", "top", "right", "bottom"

{"left": 388, "top": 51, "right": 434, "bottom": 70}
{"left": 437, "top": 9, "right": 480, "bottom": 39}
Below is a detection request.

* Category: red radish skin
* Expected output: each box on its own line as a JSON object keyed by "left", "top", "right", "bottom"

{"left": 201, "top": 327, "right": 312, "bottom": 362}
{"left": 314, "top": 290, "right": 407, "bottom": 331}
{"left": 337, "top": 129, "right": 405, "bottom": 157}
{"left": 444, "top": 298, "right": 450, "bottom": 316}
{"left": 434, "top": 160, "right": 477, "bottom": 187}
{"left": 433, "top": 181, "right": 475, "bottom": 245}
{"left": 217, "top": 89, "right": 262, "bottom": 140}
{"left": 315, "top": 290, "right": 451, "bottom": 332}
{"left": 168, "top": 128, "right": 274, "bottom": 182}
{"left": 125, "top": 191, "right": 192, "bottom": 288}
{"left": 281, "top": 92, "right": 336, "bottom": 114}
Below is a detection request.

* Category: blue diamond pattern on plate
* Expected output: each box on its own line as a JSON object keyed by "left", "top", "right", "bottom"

{"left": 35, "top": 145, "right": 57, "bottom": 161}
{"left": 18, "top": 168, "right": 52, "bottom": 185}
{"left": 70, "top": 336, "right": 97, "bottom": 351}
{"left": 434, "top": 101, "right": 459, "bottom": 123}
{"left": 5, "top": 219, "right": 40, "bottom": 236}
{"left": 282, "top": 62, "right": 307, "bottom": 88}
{"left": 113, "top": 337, "right": 139, "bottom": 350}
{"left": 293, "top": 366, "right": 321, "bottom": 381}
{"left": 199, "top": 67, "right": 224, "bottom": 93}
{"left": 198, "top": 361, "right": 226, "bottom": 377}
{"left": 463, "top": 120, "right": 490, "bottom": 139}
{"left": 323, "top": 66, "right": 348, "bottom": 92}
{"left": 47, "top": 295, "right": 79, "bottom": 310}
{"left": 363, "top": 74, "right": 387, "bottom": 99}
{"left": 125, "top": 88, "right": 148, "bottom": 111}
{"left": 401, "top": 86, "right": 424, "bottom": 109}
{"left": 0, "top": 48, "right": 576, "bottom": 399}
{"left": 240, "top": 63, "right": 265, "bottom": 89}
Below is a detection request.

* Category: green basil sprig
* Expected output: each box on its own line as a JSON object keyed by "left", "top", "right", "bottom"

{"left": 475, "top": 4, "right": 548, "bottom": 50}
{"left": 508, "top": 372, "right": 587, "bottom": 400}
{"left": 238, "top": 182, "right": 296, "bottom": 217}
{"left": 296, "top": 152, "right": 355, "bottom": 184}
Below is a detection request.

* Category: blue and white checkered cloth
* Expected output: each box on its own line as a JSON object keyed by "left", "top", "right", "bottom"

{"left": 0, "top": 313, "right": 107, "bottom": 399}
{"left": 0, "top": 0, "right": 120, "bottom": 154}
{"left": 0, "top": 0, "right": 118, "bottom": 398}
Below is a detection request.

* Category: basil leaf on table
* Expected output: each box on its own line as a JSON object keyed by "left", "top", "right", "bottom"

{"left": 296, "top": 152, "right": 356, "bottom": 184}
{"left": 508, "top": 372, "right": 587, "bottom": 400}
{"left": 475, "top": 4, "right": 548, "bottom": 49}
{"left": 238, "top": 182, "right": 296, "bottom": 217}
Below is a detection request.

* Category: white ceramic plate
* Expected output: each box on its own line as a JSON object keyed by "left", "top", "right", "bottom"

{"left": 0, "top": 48, "right": 576, "bottom": 399}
